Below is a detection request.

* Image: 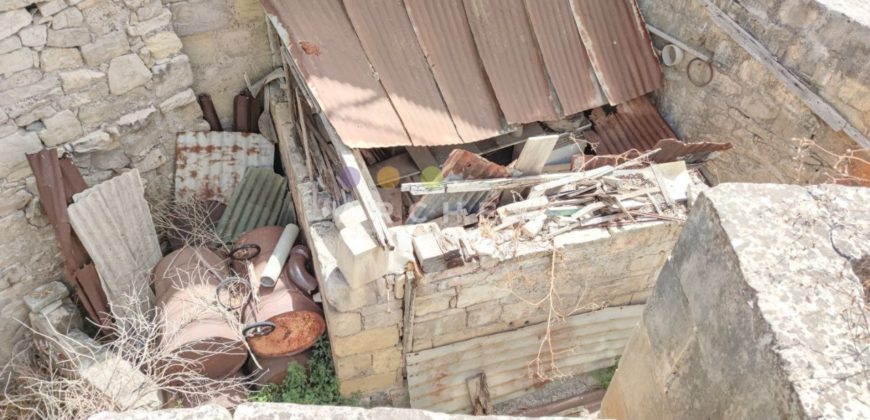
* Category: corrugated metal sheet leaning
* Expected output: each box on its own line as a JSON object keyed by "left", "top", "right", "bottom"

{"left": 216, "top": 167, "right": 296, "bottom": 242}
{"left": 67, "top": 169, "right": 162, "bottom": 323}
{"left": 175, "top": 132, "right": 276, "bottom": 204}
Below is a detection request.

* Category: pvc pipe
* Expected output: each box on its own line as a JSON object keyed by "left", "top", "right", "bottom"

{"left": 647, "top": 24, "right": 712, "bottom": 63}
{"left": 662, "top": 44, "right": 685, "bottom": 67}
{"left": 260, "top": 223, "right": 299, "bottom": 287}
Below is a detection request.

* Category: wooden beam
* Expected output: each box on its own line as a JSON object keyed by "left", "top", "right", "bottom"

{"left": 405, "top": 147, "right": 439, "bottom": 171}
{"left": 513, "top": 133, "right": 563, "bottom": 176}
{"left": 697, "top": 0, "right": 870, "bottom": 150}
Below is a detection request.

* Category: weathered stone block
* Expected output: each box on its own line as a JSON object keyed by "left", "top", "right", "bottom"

{"left": 52, "top": 7, "right": 84, "bottom": 30}
{"left": 339, "top": 371, "right": 398, "bottom": 395}
{"left": 334, "top": 353, "right": 371, "bottom": 379}
{"left": 81, "top": 31, "right": 130, "bottom": 66}
{"left": 37, "top": 0, "right": 66, "bottom": 17}
{"left": 59, "top": 69, "right": 106, "bottom": 93}
{"left": 326, "top": 310, "right": 362, "bottom": 337}
{"left": 126, "top": 8, "right": 171, "bottom": 37}
{"left": 0, "top": 35, "right": 20, "bottom": 54}
{"left": 169, "top": 0, "right": 232, "bottom": 37}
{"left": 371, "top": 346, "right": 402, "bottom": 374}
{"left": 46, "top": 27, "right": 91, "bottom": 47}
{"left": 80, "top": 356, "right": 162, "bottom": 411}
{"left": 29, "top": 298, "right": 83, "bottom": 336}
{"left": 41, "top": 47, "right": 83, "bottom": 72}
{"left": 39, "top": 109, "right": 83, "bottom": 146}
{"left": 455, "top": 284, "right": 510, "bottom": 308}
{"left": 108, "top": 54, "right": 151, "bottom": 95}
{"left": 157, "top": 88, "right": 196, "bottom": 113}
{"left": 91, "top": 405, "right": 230, "bottom": 420}
{"left": 413, "top": 309, "right": 466, "bottom": 340}
{"left": 414, "top": 294, "right": 452, "bottom": 317}
{"left": 151, "top": 54, "right": 193, "bottom": 98}
{"left": 0, "top": 130, "right": 41, "bottom": 178}
{"left": 0, "top": 47, "right": 34, "bottom": 75}
{"left": 0, "top": 9, "right": 31, "bottom": 41}
{"left": 23, "top": 281, "right": 69, "bottom": 312}
{"left": 144, "top": 31, "right": 182, "bottom": 60}
{"left": 70, "top": 130, "right": 117, "bottom": 153}
{"left": 18, "top": 25, "right": 46, "bottom": 47}
{"left": 332, "top": 326, "right": 399, "bottom": 358}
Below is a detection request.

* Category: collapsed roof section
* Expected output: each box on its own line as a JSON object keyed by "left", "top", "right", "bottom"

{"left": 263, "top": 0, "right": 662, "bottom": 148}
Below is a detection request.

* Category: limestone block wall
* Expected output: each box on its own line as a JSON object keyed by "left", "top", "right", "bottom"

{"left": 0, "top": 0, "right": 206, "bottom": 365}
{"left": 410, "top": 222, "right": 682, "bottom": 352}
{"left": 168, "top": 0, "right": 274, "bottom": 127}
{"left": 637, "top": 0, "right": 870, "bottom": 184}
{"left": 601, "top": 183, "right": 870, "bottom": 419}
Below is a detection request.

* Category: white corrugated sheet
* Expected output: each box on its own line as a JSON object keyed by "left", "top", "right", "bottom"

{"left": 68, "top": 169, "right": 161, "bottom": 320}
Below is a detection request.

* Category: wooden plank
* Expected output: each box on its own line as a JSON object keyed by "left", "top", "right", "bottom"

{"left": 697, "top": 0, "right": 870, "bottom": 150}
{"left": 513, "top": 134, "right": 563, "bottom": 176}
{"left": 405, "top": 146, "right": 439, "bottom": 171}
{"left": 467, "top": 373, "right": 493, "bottom": 415}
{"left": 369, "top": 153, "right": 420, "bottom": 187}
{"left": 401, "top": 173, "right": 570, "bottom": 196}
{"left": 406, "top": 306, "right": 644, "bottom": 413}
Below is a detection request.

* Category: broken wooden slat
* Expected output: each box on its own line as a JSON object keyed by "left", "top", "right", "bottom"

{"left": 513, "top": 133, "right": 564, "bottom": 176}
{"left": 467, "top": 373, "right": 493, "bottom": 415}
{"left": 406, "top": 147, "right": 439, "bottom": 171}
{"left": 697, "top": 0, "right": 869, "bottom": 150}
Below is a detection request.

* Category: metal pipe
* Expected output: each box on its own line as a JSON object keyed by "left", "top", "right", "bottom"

{"left": 261, "top": 224, "right": 298, "bottom": 287}
{"left": 647, "top": 24, "right": 712, "bottom": 63}
{"left": 197, "top": 94, "right": 223, "bottom": 131}
{"left": 287, "top": 245, "right": 318, "bottom": 295}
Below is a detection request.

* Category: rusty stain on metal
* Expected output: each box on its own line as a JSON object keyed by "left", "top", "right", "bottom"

{"left": 404, "top": 0, "right": 505, "bottom": 141}
{"left": 584, "top": 96, "right": 677, "bottom": 156}
{"left": 215, "top": 167, "right": 296, "bottom": 242}
{"left": 344, "top": 0, "right": 463, "bottom": 147}
{"left": 68, "top": 169, "right": 161, "bottom": 322}
{"left": 571, "top": 0, "right": 663, "bottom": 105}
{"left": 153, "top": 246, "right": 247, "bottom": 380}
{"left": 525, "top": 0, "right": 606, "bottom": 115}
{"left": 262, "top": 0, "right": 413, "bottom": 148}
{"left": 233, "top": 227, "right": 326, "bottom": 358}
{"left": 407, "top": 149, "right": 509, "bottom": 223}
{"left": 175, "top": 131, "right": 275, "bottom": 204}
{"left": 464, "top": 0, "right": 560, "bottom": 124}
{"left": 27, "top": 149, "right": 109, "bottom": 326}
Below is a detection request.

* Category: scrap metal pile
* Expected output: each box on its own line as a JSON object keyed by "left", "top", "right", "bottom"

{"left": 26, "top": 128, "right": 319, "bottom": 407}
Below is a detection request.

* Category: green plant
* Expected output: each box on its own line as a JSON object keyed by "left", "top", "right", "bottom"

{"left": 591, "top": 360, "right": 619, "bottom": 390}
{"left": 250, "top": 336, "right": 358, "bottom": 405}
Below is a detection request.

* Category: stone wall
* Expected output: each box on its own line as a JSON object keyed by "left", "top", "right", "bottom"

{"left": 0, "top": 0, "right": 206, "bottom": 365}
{"left": 168, "top": 0, "right": 273, "bottom": 128}
{"left": 410, "top": 221, "right": 681, "bottom": 352}
{"left": 637, "top": 0, "right": 870, "bottom": 184}
{"left": 600, "top": 183, "right": 870, "bottom": 419}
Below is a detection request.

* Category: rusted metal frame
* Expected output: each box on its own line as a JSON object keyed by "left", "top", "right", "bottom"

{"left": 27, "top": 149, "right": 109, "bottom": 326}
{"left": 267, "top": 13, "right": 395, "bottom": 249}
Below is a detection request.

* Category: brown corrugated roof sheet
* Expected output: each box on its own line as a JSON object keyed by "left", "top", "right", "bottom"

{"left": 571, "top": 0, "right": 663, "bottom": 105}
{"left": 404, "top": 0, "right": 505, "bottom": 142}
{"left": 264, "top": 0, "right": 663, "bottom": 148}
{"left": 585, "top": 96, "right": 676, "bottom": 155}
{"left": 464, "top": 0, "right": 560, "bottom": 124}
{"left": 526, "top": 0, "right": 606, "bottom": 115}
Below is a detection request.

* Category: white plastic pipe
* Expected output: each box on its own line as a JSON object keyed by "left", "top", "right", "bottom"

{"left": 260, "top": 224, "right": 299, "bottom": 287}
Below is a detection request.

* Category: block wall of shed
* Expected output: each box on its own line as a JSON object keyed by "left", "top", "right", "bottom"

{"left": 0, "top": 0, "right": 208, "bottom": 366}
{"left": 636, "top": 0, "right": 870, "bottom": 184}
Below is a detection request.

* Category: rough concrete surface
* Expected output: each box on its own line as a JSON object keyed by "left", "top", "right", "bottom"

{"left": 602, "top": 183, "right": 870, "bottom": 419}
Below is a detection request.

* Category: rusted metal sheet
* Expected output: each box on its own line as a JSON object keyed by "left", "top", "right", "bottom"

{"left": 407, "top": 306, "right": 643, "bottom": 413}
{"left": 404, "top": 0, "right": 505, "bottom": 141}
{"left": 571, "top": 0, "right": 663, "bottom": 105}
{"left": 525, "top": 0, "right": 606, "bottom": 115}
{"left": 153, "top": 246, "right": 247, "bottom": 380}
{"left": 175, "top": 131, "right": 275, "bottom": 204}
{"left": 216, "top": 167, "right": 296, "bottom": 242}
{"left": 650, "top": 138, "right": 733, "bottom": 163}
{"left": 27, "top": 149, "right": 109, "bottom": 325}
{"left": 407, "top": 149, "right": 509, "bottom": 223}
{"left": 585, "top": 97, "right": 677, "bottom": 155}
{"left": 68, "top": 169, "right": 161, "bottom": 322}
{"left": 464, "top": 0, "right": 560, "bottom": 124}
{"left": 344, "top": 0, "right": 462, "bottom": 147}
{"left": 262, "top": 0, "right": 412, "bottom": 148}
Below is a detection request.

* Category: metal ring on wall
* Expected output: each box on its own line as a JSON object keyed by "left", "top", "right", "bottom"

{"left": 687, "top": 57, "right": 715, "bottom": 87}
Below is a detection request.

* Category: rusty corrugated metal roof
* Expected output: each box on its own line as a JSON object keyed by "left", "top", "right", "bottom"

{"left": 526, "top": 0, "right": 606, "bottom": 115}
{"left": 404, "top": 0, "right": 505, "bottom": 141}
{"left": 345, "top": 0, "right": 463, "bottom": 147}
{"left": 265, "top": 0, "right": 662, "bottom": 148}
{"left": 464, "top": 0, "right": 560, "bottom": 124}
{"left": 175, "top": 131, "right": 275, "bottom": 204}
{"left": 585, "top": 96, "right": 677, "bottom": 155}
{"left": 571, "top": 0, "right": 663, "bottom": 105}
{"left": 262, "top": 0, "right": 412, "bottom": 148}
{"left": 407, "top": 149, "right": 509, "bottom": 223}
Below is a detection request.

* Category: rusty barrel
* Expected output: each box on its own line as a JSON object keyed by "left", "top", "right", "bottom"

{"left": 152, "top": 246, "right": 247, "bottom": 379}
{"left": 233, "top": 226, "right": 325, "bottom": 358}
{"left": 244, "top": 351, "right": 311, "bottom": 387}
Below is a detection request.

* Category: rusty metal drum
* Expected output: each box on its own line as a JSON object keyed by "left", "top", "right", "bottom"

{"left": 152, "top": 246, "right": 247, "bottom": 379}
{"left": 233, "top": 226, "right": 326, "bottom": 358}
